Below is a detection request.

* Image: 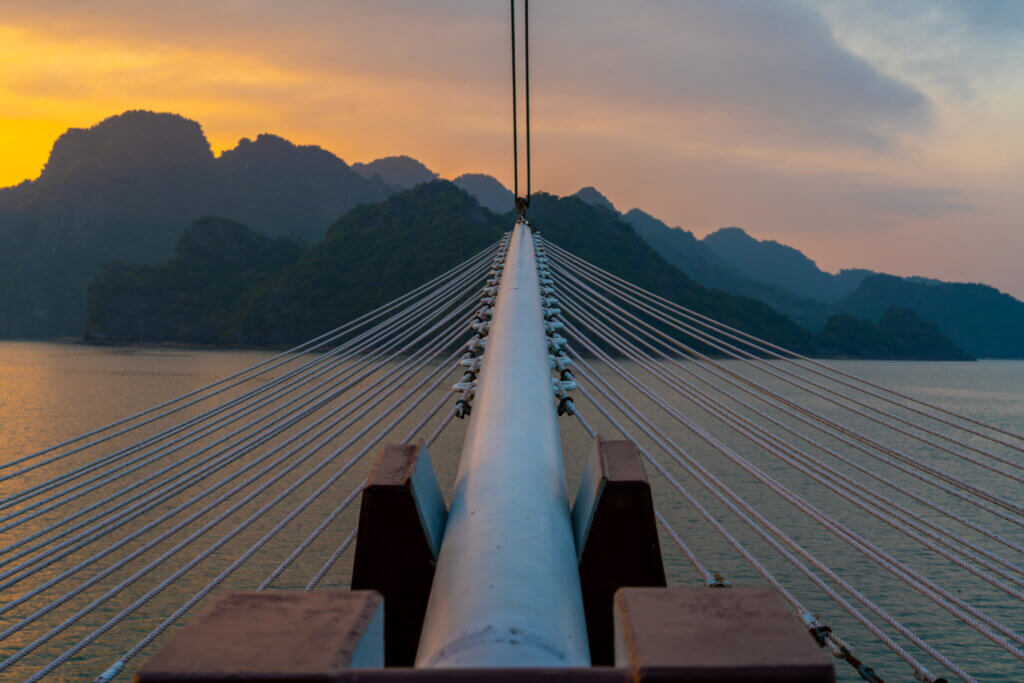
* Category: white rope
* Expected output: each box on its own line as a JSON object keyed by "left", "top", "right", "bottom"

{"left": 541, "top": 236, "right": 1024, "bottom": 447}
{"left": 551, "top": 256, "right": 1024, "bottom": 524}
{"left": 0, "top": 242, "right": 500, "bottom": 482}
{"left": 0, "top": 265, "right": 485, "bottom": 558}
{"left": 562, "top": 281, "right": 1024, "bottom": 558}
{"left": 570, "top": 368, "right": 945, "bottom": 682}
{"left": 0, "top": 286, "right": 483, "bottom": 595}
{"left": 654, "top": 508, "right": 716, "bottom": 586}
{"left": 0, "top": 250, "right": 492, "bottom": 514}
{"left": 548, "top": 244, "right": 1024, "bottom": 484}
{"left": 0, "top": 316, "right": 470, "bottom": 645}
{"left": 563, "top": 291, "right": 1024, "bottom": 588}
{"left": 51, "top": 349, "right": 463, "bottom": 683}
{"left": 569, "top": 409, "right": 718, "bottom": 587}
{"left": 257, "top": 385, "right": 459, "bottom": 590}
{"left": 566, "top": 329, "right": 1023, "bottom": 664}
{"left": 306, "top": 527, "right": 359, "bottom": 591}
{"left": 573, "top": 360, "right": 962, "bottom": 679}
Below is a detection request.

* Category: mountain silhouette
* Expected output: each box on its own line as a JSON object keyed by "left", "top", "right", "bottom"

{"left": 702, "top": 226, "right": 875, "bottom": 302}
{"left": 453, "top": 173, "right": 514, "bottom": 213}
{"left": 351, "top": 155, "right": 438, "bottom": 189}
{"left": 0, "top": 111, "right": 389, "bottom": 336}
{"left": 623, "top": 210, "right": 832, "bottom": 330}
{"left": 88, "top": 181, "right": 811, "bottom": 351}
{"left": 573, "top": 186, "right": 617, "bottom": 213}
{"left": 0, "top": 110, "right": 1013, "bottom": 357}
{"left": 87, "top": 217, "right": 301, "bottom": 343}
{"left": 217, "top": 133, "right": 391, "bottom": 241}
{"left": 831, "top": 275, "right": 1024, "bottom": 358}
{"left": 814, "top": 307, "right": 972, "bottom": 360}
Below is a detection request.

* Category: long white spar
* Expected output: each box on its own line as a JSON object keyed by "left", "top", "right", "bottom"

{"left": 415, "top": 221, "right": 590, "bottom": 668}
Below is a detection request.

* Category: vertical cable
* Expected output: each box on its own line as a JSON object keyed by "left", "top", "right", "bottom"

{"left": 510, "top": 0, "right": 519, "bottom": 203}
{"left": 524, "top": 0, "right": 531, "bottom": 203}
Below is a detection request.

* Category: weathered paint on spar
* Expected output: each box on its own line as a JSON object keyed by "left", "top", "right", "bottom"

{"left": 415, "top": 222, "right": 590, "bottom": 668}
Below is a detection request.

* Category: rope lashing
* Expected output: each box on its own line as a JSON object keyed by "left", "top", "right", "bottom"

{"left": 454, "top": 232, "right": 512, "bottom": 418}
{"left": 535, "top": 239, "right": 577, "bottom": 416}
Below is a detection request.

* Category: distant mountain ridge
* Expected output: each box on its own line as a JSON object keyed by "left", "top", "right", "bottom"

{"left": 0, "top": 111, "right": 391, "bottom": 336}
{"left": 351, "top": 155, "right": 437, "bottom": 189}
{"left": 573, "top": 186, "right": 617, "bottom": 213}
{"left": 831, "top": 275, "right": 1024, "bottom": 358}
{"left": 85, "top": 181, "right": 967, "bottom": 359}
{"left": 453, "top": 173, "right": 514, "bottom": 213}
{"left": 620, "top": 208, "right": 1024, "bottom": 357}
{"left": 702, "top": 226, "right": 875, "bottom": 303}
{"left": 0, "top": 109, "right": 1009, "bottom": 357}
{"left": 80, "top": 182, "right": 792, "bottom": 351}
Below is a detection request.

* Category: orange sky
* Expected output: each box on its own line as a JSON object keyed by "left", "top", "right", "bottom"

{"left": 2, "top": 2, "right": 1023, "bottom": 297}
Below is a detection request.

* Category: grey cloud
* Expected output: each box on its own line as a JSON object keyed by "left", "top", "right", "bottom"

{"left": 4, "top": 0, "right": 932, "bottom": 151}
{"left": 532, "top": 0, "right": 932, "bottom": 150}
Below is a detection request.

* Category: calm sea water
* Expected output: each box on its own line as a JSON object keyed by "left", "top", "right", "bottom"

{"left": 0, "top": 341, "right": 1022, "bottom": 680}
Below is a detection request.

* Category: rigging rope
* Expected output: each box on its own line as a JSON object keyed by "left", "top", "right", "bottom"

{"left": 0, "top": 243, "right": 498, "bottom": 483}
{"left": 0, "top": 314, "right": 471, "bottom": 648}
{"left": 542, "top": 237, "right": 1024, "bottom": 453}
{"left": 0, "top": 291, "right": 479, "bottom": 592}
{"left": 561, "top": 298, "right": 1024, "bottom": 597}
{"left": 510, "top": 0, "right": 531, "bottom": 215}
{"left": 545, "top": 241, "right": 1024, "bottom": 521}
{"left": 563, "top": 321, "right": 1024, "bottom": 661}
{"left": 0, "top": 254, "right": 485, "bottom": 532}
{"left": 0, "top": 238, "right": 508, "bottom": 680}
{"left": 569, "top": 368, "right": 946, "bottom": 681}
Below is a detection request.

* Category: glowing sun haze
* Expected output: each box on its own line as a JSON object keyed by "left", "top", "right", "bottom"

{"left": 2, "top": 1, "right": 1023, "bottom": 296}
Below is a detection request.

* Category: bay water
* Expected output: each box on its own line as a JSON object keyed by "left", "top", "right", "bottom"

{"left": 0, "top": 341, "right": 1021, "bottom": 680}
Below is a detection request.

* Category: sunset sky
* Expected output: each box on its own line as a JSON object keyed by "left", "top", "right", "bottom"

{"left": 2, "top": 1, "right": 1023, "bottom": 296}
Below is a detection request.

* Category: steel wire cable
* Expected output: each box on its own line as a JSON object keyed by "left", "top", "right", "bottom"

{"left": 0, "top": 253, "right": 491, "bottom": 540}
{"left": 509, "top": 0, "right": 531, "bottom": 209}
{"left": 570, "top": 407, "right": 720, "bottom": 586}
{"left": 561, "top": 282, "right": 1024, "bottom": 573}
{"left": 565, "top": 332, "right": 1024, "bottom": 663}
{"left": 572, "top": 408, "right": 901, "bottom": 683}
{"left": 549, "top": 252, "right": 1024, "bottom": 522}
{"left": 571, "top": 360, "right": 967, "bottom": 681}
{"left": 550, "top": 236, "right": 1022, "bottom": 449}
{"left": 556, "top": 280, "right": 1024, "bottom": 558}
{"left": 566, "top": 306, "right": 1024, "bottom": 646}
{"left": 547, "top": 244, "right": 1024, "bottom": 484}
{"left": 0, "top": 321, "right": 467, "bottom": 675}
{"left": 540, "top": 237, "right": 1024, "bottom": 448}
{"left": 0, "top": 311, "right": 474, "bottom": 638}
{"left": 653, "top": 508, "right": 715, "bottom": 585}
{"left": 569, "top": 371, "right": 945, "bottom": 682}
{"left": 46, "top": 345, "right": 465, "bottom": 682}
{"left": 0, "top": 248, "right": 495, "bottom": 512}
{"left": 554, "top": 275, "right": 1024, "bottom": 544}
{"left": 562, "top": 299, "right": 1024, "bottom": 595}
{"left": 305, "top": 527, "right": 358, "bottom": 592}
{"left": 0, "top": 242, "right": 500, "bottom": 482}
{"left": 545, "top": 237, "right": 1024, "bottom": 465}
{"left": 0, "top": 289, "right": 482, "bottom": 589}
{"left": 257, "top": 387, "right": 458, "bottom": 591}
{"left": 0, "top": 261, "right": 488, "bottom": 555}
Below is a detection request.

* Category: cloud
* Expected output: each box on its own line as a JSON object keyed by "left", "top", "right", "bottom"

{"left": 533, "top": 0, "right": 931, "bottom": 151}
{"left": 1, "top": 0, "right": 931, "bottom": 153}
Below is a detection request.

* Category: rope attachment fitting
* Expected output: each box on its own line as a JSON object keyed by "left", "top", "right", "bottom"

{"left": 453, "top": 233, "right": 512, "bottom": 419}
{"left": 535, "top": 239, "right": 577, "bottom": 416}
